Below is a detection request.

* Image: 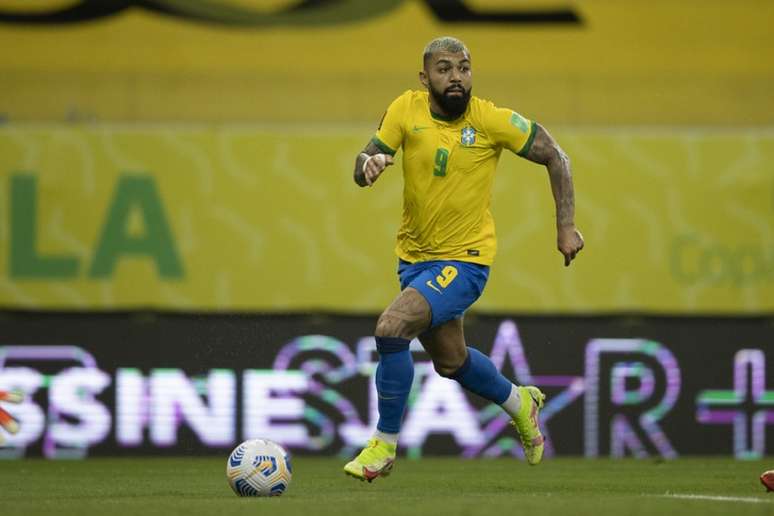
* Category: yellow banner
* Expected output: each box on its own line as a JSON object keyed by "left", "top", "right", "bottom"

{"left": 0, "top": 125, "right": 771, "bottom": 313}
{"left": 0, "top": 0, "right": 773, "bottom": 125}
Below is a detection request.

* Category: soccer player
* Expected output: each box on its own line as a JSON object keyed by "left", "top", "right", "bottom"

{"left": 343, "top": 36, "right": 584, "bottom": 482}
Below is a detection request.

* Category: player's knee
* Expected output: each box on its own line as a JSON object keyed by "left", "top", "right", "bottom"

{"left": 434, "top": 356, "right": 467, "bottom": 378}
{"left": 375, "top": 313, "right": 413, "bottom": 340}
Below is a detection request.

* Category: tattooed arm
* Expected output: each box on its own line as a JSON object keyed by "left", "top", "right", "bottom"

{"left": 353, "top": 141, "right": 394, "bottom": 187}
{"left": 524, "top": 123, "right": 585, "bottom": 266}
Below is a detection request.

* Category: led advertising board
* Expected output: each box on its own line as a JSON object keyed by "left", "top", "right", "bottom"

{"left": 0, "top": 313, "right": 771, "bottom": 459}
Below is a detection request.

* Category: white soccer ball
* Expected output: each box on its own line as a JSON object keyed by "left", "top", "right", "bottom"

{"left": 226, "top": 439, "right": 293, "bottom": 497}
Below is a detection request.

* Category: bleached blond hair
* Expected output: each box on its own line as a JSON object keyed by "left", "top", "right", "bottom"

{"left": 423, "top": 36, "right": 470, "bottom": 67}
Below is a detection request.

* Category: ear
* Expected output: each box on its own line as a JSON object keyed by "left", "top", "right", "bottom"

{"left": 419, "top": 70, "right": 428, "bottom": 88}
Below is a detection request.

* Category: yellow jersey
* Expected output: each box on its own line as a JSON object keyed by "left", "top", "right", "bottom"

{"left": 373, "top": 89, "right": 536, "bottom": 266}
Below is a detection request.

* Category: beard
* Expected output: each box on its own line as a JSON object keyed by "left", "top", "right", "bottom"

{"left": 429, "top": 83, "right": 471, "bottom": 119}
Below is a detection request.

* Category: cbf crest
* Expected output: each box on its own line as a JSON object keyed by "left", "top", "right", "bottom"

{"left": 461, "top": 126, "right": 476, "bottom": 146}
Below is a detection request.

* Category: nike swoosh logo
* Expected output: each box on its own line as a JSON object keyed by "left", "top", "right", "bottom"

{"left": 425, "top": 280, "right": 442, "bottom": 294}
{"left": 412, "top": 125, "right": 430, "bottom": 133}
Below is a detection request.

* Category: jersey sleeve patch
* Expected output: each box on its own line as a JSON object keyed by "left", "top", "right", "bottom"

{"left": 510, "top": 111, "right": 530, "bottom": 133}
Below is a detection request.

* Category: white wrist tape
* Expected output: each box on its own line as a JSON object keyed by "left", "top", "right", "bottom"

{"left": 362, "top": 154, "right": 376, "bottom": 173}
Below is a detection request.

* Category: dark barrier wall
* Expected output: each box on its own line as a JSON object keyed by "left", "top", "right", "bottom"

{"left": 0, "top": 312, "right": 772, "bottom": 460}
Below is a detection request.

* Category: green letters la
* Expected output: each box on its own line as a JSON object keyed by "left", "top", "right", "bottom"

{"left": 89, "top": 175, "right": 184, "bottom": 278}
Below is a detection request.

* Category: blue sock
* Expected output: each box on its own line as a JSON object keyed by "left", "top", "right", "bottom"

{"left": 374, "top": 336, "right": 414, "bottom": 434}
{"left": 449, "top": 347, "right": 512, "bottom": 404}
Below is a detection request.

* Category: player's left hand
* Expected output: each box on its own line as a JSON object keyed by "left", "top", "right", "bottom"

{"left": 0, "top": 390, "right": 22, "bottom": 444}
{"left": 558, "top": 225, "right": 584, "bottom": 267}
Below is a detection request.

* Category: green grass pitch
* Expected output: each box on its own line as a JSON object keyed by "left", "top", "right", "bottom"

{"left": 2, "top": 457, "right": 774, "bottom": 516}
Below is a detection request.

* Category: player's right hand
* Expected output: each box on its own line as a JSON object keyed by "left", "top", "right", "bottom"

{"left": 0, "top": 390, "right": 22, "bottom": 445}
{"left": 363, "top": 153, "right": 394, "bottom": 186}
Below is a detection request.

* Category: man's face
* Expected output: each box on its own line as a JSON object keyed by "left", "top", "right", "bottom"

{"left": 421, "top": 51, "right": 472, "bottom": 118}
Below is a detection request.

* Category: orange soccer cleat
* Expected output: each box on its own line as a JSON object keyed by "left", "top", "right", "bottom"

{"left": 0, "top": 390, "right": 22, "bottom": 440}
{"left": 761, "top": 470, "right": 774, "bottom": 492}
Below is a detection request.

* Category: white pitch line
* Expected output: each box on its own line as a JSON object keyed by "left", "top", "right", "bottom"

{"left": 657, "top": 493, "right": 772, "bottom": 504}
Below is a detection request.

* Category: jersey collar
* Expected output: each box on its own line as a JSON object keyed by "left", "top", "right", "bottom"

{"left": 430, "top": 109, "right": 463, "bottom": 122}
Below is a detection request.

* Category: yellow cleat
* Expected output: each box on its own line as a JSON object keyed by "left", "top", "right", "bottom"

{"left": 510, "top": 385, "right": 546, "bottom": 465}
{"left": 343, "top": 438, "right": 396, "bottom": 483}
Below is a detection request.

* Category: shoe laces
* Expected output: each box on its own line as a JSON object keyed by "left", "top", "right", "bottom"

{"left": 357, "top": 439, "right": 384, "bottom": 462}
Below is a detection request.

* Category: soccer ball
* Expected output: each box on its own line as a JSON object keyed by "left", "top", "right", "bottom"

{"left": 761, "top": 470, "right": 774, "bottom": 492}
{"left": 226, "top": 439, "right": 293, "bottom": 497}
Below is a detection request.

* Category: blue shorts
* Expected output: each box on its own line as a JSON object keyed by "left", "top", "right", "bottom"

{"left": 398, "top": 259, "right": 490, "bottom": 329}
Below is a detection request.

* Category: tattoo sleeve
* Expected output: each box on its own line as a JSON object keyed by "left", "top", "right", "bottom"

{"left": 524, "top": 123, "right": 575, "bottom": 228}
{"left": 353, "top": 141, "right": 382, "bottom": 187}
